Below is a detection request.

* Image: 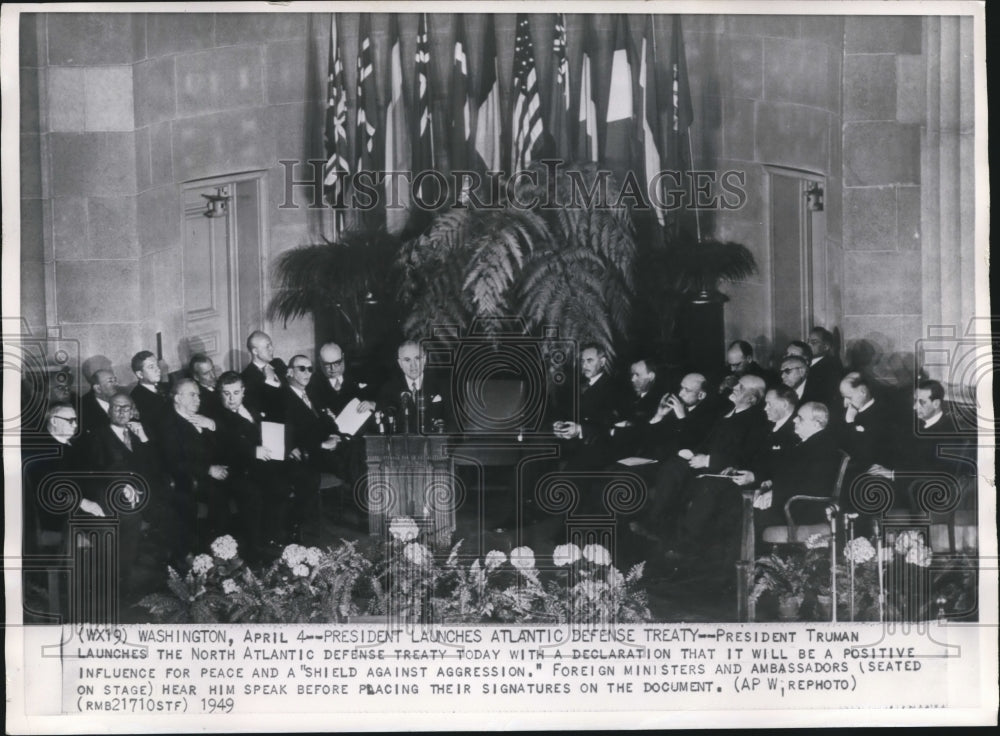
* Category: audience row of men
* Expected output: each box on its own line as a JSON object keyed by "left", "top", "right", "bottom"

{"left": 23, "top": 325, "right": 976, "bottom": 594}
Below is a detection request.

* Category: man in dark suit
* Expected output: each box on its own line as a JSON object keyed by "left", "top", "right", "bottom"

{"left": 866, "top": 379, "right": 975, "bottom": 514}
{"left": 158, "top": 378, "right": 228, "bottom": 564}
{"left": 377, "top": 339, "right": 450, "bottom": 434}
{"left": 308, "top": 341, "right": 376, "bottom": 417}
{"left": 838, "top": 372, "right": 897, "bottom": 482}
{"left": 643, "top": 373, "right": 720, "bottom": 460}
{"left": 90, "top": 392, "right": 164, "bottom": 595}
{"left": 753, "top": 401, "right": 844, "bottom": 527}
{"left": 189, "top": 353, "right": 222, "bottom": 420}
{"left": 285, "top": 355, "right": 343, "bottom": 472}
{"left": 778, "top": 355, "right": 831, "bottom": 406}
{"left": 552, "top": 343, "right": 620, "bottom": 473}
{"left": 79, "top": 368, "right": 118, "bottom": 442}
{"left": 241, "top": 330, "right": 287, "bottom": 422}
{"left": 609, "top": 357, "right": 665, "bottom": 458}
{"left": 130, "top": 350, "right": 170, "bottom": 440}
{"left": 806, "top": 327, "right": 845, "bottom": 407}
{"left": 216, "top": 371, "right": 313, "bottom": 559}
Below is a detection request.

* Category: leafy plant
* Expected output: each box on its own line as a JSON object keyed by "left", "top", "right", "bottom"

{"left": 671, "top": 236, "right": 757, "bottom": 297}
{"left": 397, "top": 163, "right": 637, "bottom": 356}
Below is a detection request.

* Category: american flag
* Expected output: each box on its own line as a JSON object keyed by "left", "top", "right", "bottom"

{"left": 413, "top": 13, "right": 435, "bottom": 207}
{"left": 451, "top": 17, "right": 471, "bottom": 187}
{"left": 550, "top": 13, "right": 571, "bottom": 161}
{"left": 323, "top": 13, "right": 349, "bottom": 233}
{"left": 511, "top": 14, "right": 543, "bottom": 172}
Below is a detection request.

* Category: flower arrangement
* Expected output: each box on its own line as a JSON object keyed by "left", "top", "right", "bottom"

{"left": 140, "top": 525, "right": 654, "bottom": 625}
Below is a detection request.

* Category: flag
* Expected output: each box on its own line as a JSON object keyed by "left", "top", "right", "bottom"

{"left": 323, "top": 13, "right": 349, "bottom": 236}
{"left": 602, "top": 15, "right": 636, "bottom": 172}
{"left": 639, "top": 15, "right": 665, "bottom": 225}
{"left": 577, "top": 36, "right": 597, "bottom": 162}
{"left": 472, "top": 16, "right": 501, "bottom": 175}
{"left": 355, "top": 15, "right": 378, "bottom": 175}
{"left": 413, "top": 13, "right": 435, "bottom": 208}
{"left": 451, "top": 17, "right": 471, "bottom": 179}
{"left": 511, "top": 14, "right": 544, "bottom": 172}
{"left": 661, "top": 15, "right": 694, "bottom": 237}
{"left": 549, "top": 13, "right": 571, "bottom": 162}
{"left": 384, "top": 21, "right": 411, "bottom": 234}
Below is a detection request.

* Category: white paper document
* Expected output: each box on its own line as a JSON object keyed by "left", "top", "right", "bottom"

{"left": 616, "top": 456, "right": 658, "bottom": 466}
{"left": 261, "top": 421, "right": 285, "bottom": 459}
{"left": 335, "top": 398, "right": 373, "bottom": 436}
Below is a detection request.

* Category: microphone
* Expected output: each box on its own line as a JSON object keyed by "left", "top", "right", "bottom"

{"left": 399, "top": 392, "right": 412, "bottom": 433}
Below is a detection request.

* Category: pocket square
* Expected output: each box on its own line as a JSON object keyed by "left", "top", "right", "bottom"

{"left": 855, "top": 425, "right": 865, "bottom": 432}
{"left": 358, "top": 383, "right": 367, "bottom": 389}
{"left": 431, "top": 395, "right": 443, "bottom": 403}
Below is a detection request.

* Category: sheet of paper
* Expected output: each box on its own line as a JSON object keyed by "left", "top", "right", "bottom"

{"left": 261, "top": 421, "right": 285, "bottom": 459}
{"left": 616, "top": 456, "right": 658, "bottom": 466}
{"left": 335, "top": 398, "right": 373, "bottom": 436}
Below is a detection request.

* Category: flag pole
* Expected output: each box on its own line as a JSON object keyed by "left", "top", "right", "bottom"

{"left": 687, "top": 123, "right": 701, "bottom": 244}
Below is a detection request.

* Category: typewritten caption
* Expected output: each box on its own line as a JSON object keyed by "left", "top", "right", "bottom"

{"left": 56, "top": 624, "right": 962, "bottom": 714}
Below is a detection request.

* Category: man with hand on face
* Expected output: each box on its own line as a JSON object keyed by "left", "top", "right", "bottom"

{"left": 719, "top": 341, "right": 774, "bottom": 399}
{"left": 130, "top": 350, "right": 169, "bottom": 440}
{"left": 645, "top": 373, "right": 719, "bottom": 460}
{"left": 610, "top": 358, "right": 663, "bottom": 457}
{"left": 377, "top": 340, "right": 449, "bottom": 434}
{"left": 552, "top": 343, "right": 619, "bottom": 472}
{"left": 241, "top": 330, "right": 287, "bottom": 422}
{"left": 838, "top": 372, "right": 895, "bottom": 482}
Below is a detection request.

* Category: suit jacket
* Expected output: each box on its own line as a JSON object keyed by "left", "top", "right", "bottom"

{"left": 214, "top": 405, "right": 268, "bottom": 475}
{"left": 90, "top": 423, "right": 167, "bottom": 507}
{"left": 377, "top": 371, "right": 451, "bottom": 433}
{"left": 241, "top": 359, "right": 288, "bottom": 422}
{"left": 645, "top": 397, "right": 721, "bottom": 460}
{"left": 196, "top": 384, "right": 223, "bottom": 420}
{"left": 577, "top": 373, "right": 620, "bottom": 443}
{"left": 307, "top": 372, "right": 373, "bottom": 417}
{"left": 130, "top": 382, "right": 170, "bottom": 438}
{"left": 610, "top": 384, "right": 665, "bottom": 457}
{"left": 158, "top": 409, "right": 219, "bottom": 494}
{"left": 22, "top": 433, "right": 98, "bottom": 541}
{"left": 806, "top": 355, "right": 844, "bottom": 408}
{"left": 748, "top": 416, "right": 800, "bottom": 482}
{"left": 695, "top": 405, "right": 769, "bottom": 473}
{"left": 282, "top": 385, "right": 338, "bottom": 458}
{"left": 768, "top": 428, "right": 844, "bottom": 524}
{"left": 79, "top": 391, "right": 111, "bottom": 440}
{"left": 839, "top": 398, "right": 897, "bottom": 474}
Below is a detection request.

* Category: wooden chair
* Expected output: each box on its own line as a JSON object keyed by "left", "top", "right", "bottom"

{"left": 736, "top": 450, "right": 850, "bottom": 622}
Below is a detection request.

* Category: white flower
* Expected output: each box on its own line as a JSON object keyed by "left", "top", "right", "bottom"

{"left": 282, "top": 544, "right": 307, "bottom": 567}
{"left": 583, "top": 544, "right": 611, "bottom": 566}
{"left": 844, "top": 537, "right": 876, "bottom": 564}
{"left": 606, "top": 567, "right": 625, "bottom": 588}
{"left": 389, "top": 517, "right": 419, "bottom": 542}
{"left": 304, "top": 547, "right": 323, "bottom": 567}
{"left": 509, "top": 547, "right": 535, "bottom": 571}
{"left": 469, "top": 559, "right": 481, "bottom": 575}
{"left": 222, "top": 579, "right": 241, "bottom": 595}
{"left": 805, "top": 533, "right": 827, "bottom": 550}
{"left": 210, "top": 535, "right": 239, "bottom": 561}
{"left": 484, "top": 550, "right": 507, "bottom": 571}
{"left": 403, "top": 542, "right": 432, "bottom": 566}
{"left": 552, "top": 543, "right": 582, "bottom": 567}
{"left": 191, "top": 554, "right": 214, "bottom": 575}
{"left": 291, "top": 563, "right": 310, "bottom": 577}
{"left": 894, "top": 530, "right": 925, "bottom": 556}
{"left": 906, "top": 545, "right": 933, "bottom": 568}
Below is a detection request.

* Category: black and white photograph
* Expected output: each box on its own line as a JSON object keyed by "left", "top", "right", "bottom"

{"left": 3, "top": 1, "right": 995, "bottom": 730}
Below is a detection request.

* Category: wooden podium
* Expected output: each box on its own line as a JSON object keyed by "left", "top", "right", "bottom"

{"left": 364, "top": 435, "right": 456, "bottom": 547}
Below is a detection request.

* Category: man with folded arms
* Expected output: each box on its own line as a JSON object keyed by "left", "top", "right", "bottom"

{"left": 130, "top": 350, "right": 170, "bottom": 441}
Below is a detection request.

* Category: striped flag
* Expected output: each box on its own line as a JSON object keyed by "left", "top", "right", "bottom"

{"left": 662, "top": 15, "right": 694, "bottom": 237}
{"left": 384, "top": 22, "right": 411, "bottom": 234}
{"left": 355, "top": 14, "right": 378, "bottom": 174}
{"left": 451, "top": 17, "right": 471, "bottom": 198}
{"left": 413, "top": 13, "right": 435, "bottom": 208}
{"left": 639, "top": 15, "right": 665, "bottom": 225}
{"left": 603, "top": 15, "right": 635, "bottom": 172}
{"left": 511, "top": 14, "right": 544, "bottom": 172}
{"left": 323, "top": 13, "right": 349, "bottom": 235}
{"left": 473, "top": 16, "right": 501, "bottom": 174}
{"left": 577, "top": 38, "right": 598, "bottom": 162}
{"left": 550, "top": 13, "right": 571, "bottom": 162}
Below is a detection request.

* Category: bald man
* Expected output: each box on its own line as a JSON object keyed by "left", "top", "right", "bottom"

{"left": 241, "top": 330, "right": 287, "bottom": 421}
{"left": 79, "top": 368, "right": 119, "bottom": 440}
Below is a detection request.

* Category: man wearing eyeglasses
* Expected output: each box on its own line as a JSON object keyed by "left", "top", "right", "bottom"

{"left": 307, "top": 342, "right": 375, "bottom": 418}
{"left": 79, "top": 368, "right": 119, "bottom": 440}
{"left": 284, "top": 355, "right": 343, "bottom": 470}
{"left": 718, "top": 341, "right": 774, "bottom": 400}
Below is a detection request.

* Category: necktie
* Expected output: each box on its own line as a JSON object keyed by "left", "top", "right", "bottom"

{"left": 332, "top": 379, "right": 342, "bottom": 391}
{"left": 410, "top": 381, "right": 418, "bottom": 393}
{"left": 301, "top": 392, "right": 314, "bottom": 411}
{"left": 121, "top": 429, "right": 132, "bottom": 451}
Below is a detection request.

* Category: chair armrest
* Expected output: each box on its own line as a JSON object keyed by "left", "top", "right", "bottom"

{"left": 783, "top": 495, "right": 839, "bottom": 529}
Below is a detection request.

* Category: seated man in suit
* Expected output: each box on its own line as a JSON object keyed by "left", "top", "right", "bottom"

{"left": 216, "top": 371, "right": 313, "bottom": 559}
{"left": 637, "top": 375, "right": 769, "bottom": 542}
{"left": 866, "top": 379, "right": 975, "bottom": 514}
{"left": 308, "top": 341, "right": 375, "bottom": 417}
{"left": 838, "top": 372, "right": 897, "bottom": 483}
{"left": 130, "top": 350, "right": 170, "bottom": 441}
{"left": 79, "top": 368, "right": 118, "bottom": 442}
{"left": 377, "top": 340, "right": 450, "bottom": 434}
{"left": 241, "top": 330, "right": 287, "bottom": 422}
{"left": 778, "top": 355, "right": 831, "bottom": 406}
{"left": 609, "top": 357, "right": 665, "bottom": 458}
{"left": 551, "top": 343, "right": 620, "bottom": 474}
{"left": 189, "top": 353, "right": 222, "bottom": 420}
{"left": 643, "top": 373, "right": 719, "bottom": 460}
{"left": 752, "top": 401, "right": 844, "bottom": 528}
{"left": 158, "top": 379, "right": 227, "bottom": 565}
